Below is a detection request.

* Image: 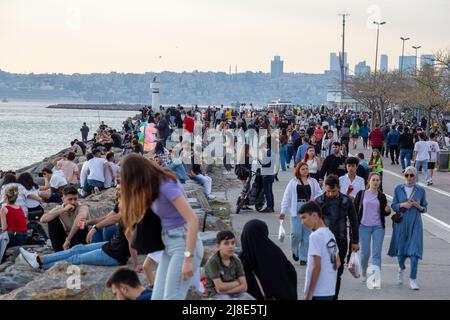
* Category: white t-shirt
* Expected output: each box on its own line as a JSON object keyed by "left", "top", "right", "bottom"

{"left": 80, "top": 161, "right": 89, "bottom": 188}
{"left": 428, "top": 141, "right": 440, "bottom": 162}
{"left": 414, "top": 141, "right": 430, "bottom": 162}
{"left": 339, "top": 174, "right": 365, "bottom": 198}
{"left": 50, "top": 170, "right": 68, "bottom": 189}
{"left": 24, "top": 187, "right": 40, "bottom": 208}
{"left": 405, "top": 185, "right": 415, "bottom": 199}
{"left": 304, "top": 227, "right": 339, "bottom": 297}
{"left": 104, "top": 162, "right": 120, "bottom": 188}
{"left": 87, "top": 157, "right": 107, "bottom": 182}
{"left": 447, "top": 122, "right": 450, "bottom": 133}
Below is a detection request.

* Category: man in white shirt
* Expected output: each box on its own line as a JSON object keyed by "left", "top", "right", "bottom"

{"left": 413, "top": 132, "right": 431, "bottom": 185}
{"left": 81, "top": 149, "right": 113, "bottom": 196}
{"left": 427, "top": 132, "right": 440, "bottom": 185}
{"left": 339, "top": 157, "right": 366, "bottom": 199}
{"left": 38, "top": 166, "right": 68, "bottom": 203}
{"left": 321, "top": 130, "right": 336, "bottom": 158}
{"left": 300, "top": 201, "right": 340, "bottom": 300}
{"left": 104, "top": 152, "right": 120, "bottom": 189}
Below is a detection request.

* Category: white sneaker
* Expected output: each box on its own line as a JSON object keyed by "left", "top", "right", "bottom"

{"left": 94, "top": 187, "right": 100, "bottom": 194}
{"left": 397, "top": 268, "right": 405, "bottom": 285}
{"left": 19, "top": 248, "right": 40, "bottom": 270}
{"left": 361, "top": 270, "right": 367, "bottom": 283}
{"left": 207, "top": 194, "right": 216, "bottom": 200}
{"left": 78, "top": 188, "right": 86, "bottom": 197}
{"left": 409, "top": 279, "right": 420, "bottom": 290}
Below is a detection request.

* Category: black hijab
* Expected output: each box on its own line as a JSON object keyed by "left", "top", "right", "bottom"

{"left": 239, "top": 219, "right": 297, "bottom": 300}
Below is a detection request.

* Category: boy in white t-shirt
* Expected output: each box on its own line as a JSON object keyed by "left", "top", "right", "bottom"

{"left": 427, "top": 133, "right": 440, "bottom": 185}
{"left": 300, "top": 201, "right": 340, "bottom": 300}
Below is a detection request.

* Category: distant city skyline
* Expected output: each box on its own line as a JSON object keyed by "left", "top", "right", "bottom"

{"left": 1, "top": 0, "right": 449, "bottom": 74}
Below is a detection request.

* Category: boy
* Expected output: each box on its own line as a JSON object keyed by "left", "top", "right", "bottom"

{"left": 204, "top": 230, "right": 252, "bottom": 299}
{"left": 300, "top": 201, "right": 341, "bottom": 300}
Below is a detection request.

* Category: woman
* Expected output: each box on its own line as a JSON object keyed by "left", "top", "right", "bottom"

{"left": 354, "top": 173, "right": 391, "bottom": 287}
{"left": 350, "top": 121, "right": 360, "bottom": 149}
{"left": 119, "top": 154, "right": 203, "bottom": 300}
{"left": 0, "top": 186, "right": 28, "bottom": 248}
{"left": 308, "top": 135, "right": 321, "bottom": 157}
{"left": 369, "top": 149, "right": 384, "bottom": 190}
{"left": 359, "top": 122, "right": 370, "bottom": 150}
{"left": 388, "top": 166, "right": 427, "bottom": 290}
{"left": 0, "top": 173, "right": 29, "bottom": 217}
{"left": 303, "top": 146, "right": 321, "bottom": 181}
{"left": 279, "top": 161, "right": 322, "bottom": 265}
{"left": 17, "top": 172, "right": 44, "bottom": 221}
{"left": 154, "top": 141, "right": 169, "bottom": 166}
{"left": 279, "top": 129, "right": 289, "bottom": 171}
{"left": 239, "top": 219, "right": 297, "bottom": 300}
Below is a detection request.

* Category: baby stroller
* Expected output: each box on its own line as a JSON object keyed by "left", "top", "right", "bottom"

{"left": 235, "top": 168, "right": 266, "bottom": 214}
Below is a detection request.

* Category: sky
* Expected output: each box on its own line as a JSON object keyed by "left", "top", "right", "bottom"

{"left": 1, "top": 0, "right": 449, "bottom": 74}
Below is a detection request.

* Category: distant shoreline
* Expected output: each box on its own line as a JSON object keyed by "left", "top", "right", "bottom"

{"left": 47, "top": 103, "right": 144, "bottom": 111}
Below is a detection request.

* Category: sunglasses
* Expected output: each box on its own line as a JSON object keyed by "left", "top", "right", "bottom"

{"left": 405, "top": 174, "right": 415, "bottom": 178}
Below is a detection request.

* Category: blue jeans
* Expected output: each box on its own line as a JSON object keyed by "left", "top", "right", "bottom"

{"left": 415, "top": 160, "right": 430, "bottom": 182}
{"left": 291, "top": 214, "right": 311, "bottom": 261}
{"left": 399, "top": 149, "right": 412, "bottom": 170}
{"left": 92, "top": 225, "right": 118, "bottom": 243}
{"left": 166, "top": 162, "right": 189, "bottom": 183}
{"left": 151, "top": 226, "right": 203, "bottom": 300}
{"left": 312, "top": 296, "right": 334, "bottom": 300}
{"left": 83, "top": 179, "right": 104, "bottom": 194}
{"left": 262, "top": 175, "right": 274, "bottom": 209}
{"left": 42, "top": 242, "right": 121, "bottom": 270}
{"left": 359, "top": 224, "right": 385, "bottom": 272}
{"left": 398, "top": 255, "right": 419, "bottom": 280}
{"left": 280, "top": 145, "right": 288, "bottom": 171}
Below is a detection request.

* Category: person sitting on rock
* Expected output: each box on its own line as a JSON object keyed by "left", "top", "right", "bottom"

{"left": 184, "top": 144, "right": 216, "bottom": 200}
{"left": 38, "top": 166, "right": 68, "bottom": 204}
{"left": 107, "top": 267, "right": 152, "bottom": 300}
{"left": 53, "top": 152, "right": 80, "bottom": 187}
{"left": 103, "top": 152, "right": 120, "bottom": 189}
{"left": 80, "top": 149, "right": 113, "bottom": 197}
{"left": 204, "top": 230, "right": 253, "bottom": 299}
{"left": 40, "top": 186, "right": 89, "bottom": 252}
{"left": 20, "top": 198, "right": 139, "bottom": 271}
{"left": 0, "top": 185, "right": 28, "bottom": 248}
{"left": 162, "top": 149, "right": 189, "bottom": 184}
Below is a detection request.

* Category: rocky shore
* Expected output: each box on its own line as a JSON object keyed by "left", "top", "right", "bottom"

{"left": 0, "top": 132, "right": 240, "bottom": 300}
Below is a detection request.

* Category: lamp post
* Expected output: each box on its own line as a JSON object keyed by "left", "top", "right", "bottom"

{"left": 373, "top": 21, "right": 386, "bottom": 75}
{"left": 412, "top": 45, "right": 421, "bottom": 76}
{"left": 339, "top": 13, "right": 349, "bottom": 108}
{"left": 400, "top": 36, "right": 410, "bottom": 75}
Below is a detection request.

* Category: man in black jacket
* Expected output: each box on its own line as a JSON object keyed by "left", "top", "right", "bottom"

{"left": 318, "top": 142, "right": 347, "bottom": 182}
{"left": 314, "top": 174, "right": 360, "bottom": 300}
{"left": 156, "top": 113, "right": 171, "bottom": 147}
{"left": 398, "top": 126, "right": 415, "bottom": 173}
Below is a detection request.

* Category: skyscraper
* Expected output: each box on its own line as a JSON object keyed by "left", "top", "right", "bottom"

{"left": 330, "top": 53, "right": 340, "bottom": 72}
{"left": 421, "top": 54, "right": 434, "bottom": 69}
{"left": 271, "top": 56, "right": 284, "bottom": 77}
{"left": 355, "top": 61, "right": 371, "bottom": 76}
{"left": 399, "top": 55, "right": 416, "bottom": 72}
{"left": 380, "top": 54, "right": 388, "bottom": 72}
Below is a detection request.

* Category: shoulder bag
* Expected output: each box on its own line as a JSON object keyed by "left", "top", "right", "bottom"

{"left": 391, "top": 186, "right": 417, "bottom": 224}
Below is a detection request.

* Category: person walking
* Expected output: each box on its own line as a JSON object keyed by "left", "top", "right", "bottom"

{"left": 388, "top": 166, "right": 427, "bottom": 290}
{"left": 279, "top": 161, "right": 322, "bottom": 265}
{"left": 387, "top": 125, "right": 400, "bottom": 165}
{"left": 350, "top": 121, "right": 360, "bottom": 150}
{"left": 398, "top": 127, "right": 415, "bottom": 173}
{"left": 359, "top": 122, "right": 370, "bottom": 150}
{"left": 303, "top": 146, "right": 321, "bottom": 181}
{"left": 369, "top": 124, "right": 384, "bottom": 151}
{"left": 413, "top": 132, "right": 432, "bottom": 185}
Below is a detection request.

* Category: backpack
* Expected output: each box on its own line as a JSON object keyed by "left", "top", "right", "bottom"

{"left": 26, "top": 221, "right": 49, "bottom": 245}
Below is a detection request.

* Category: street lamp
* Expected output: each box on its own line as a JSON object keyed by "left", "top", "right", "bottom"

{"left": 400, "top": 36, "right": 410, "bottom": 74}
{"left": 373, "top": 21, "right": 386, "bottom": 75}
{"left": 412, "top": 45, "right": 421, "bottom": 75}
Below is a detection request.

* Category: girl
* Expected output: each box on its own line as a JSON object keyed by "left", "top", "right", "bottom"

{"left": 303, "top": 146, "right": 321, "bottom": 181}
{"left": 17, "top": 172, "right": 44, "bottom": 221}
{"left": 369, "top": 149, "right": 384, "bottom": 191}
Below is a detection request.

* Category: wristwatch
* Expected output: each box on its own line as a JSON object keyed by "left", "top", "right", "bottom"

{"left": 184, "top": 251, "right": 193, "bottom": 258}
{"left": 92, "top": 225, "right": 98, "bottom": 231}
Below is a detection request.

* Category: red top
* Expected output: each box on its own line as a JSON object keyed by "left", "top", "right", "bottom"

{"left": 183, "top": 117, "right": 195, "bottom": 133}
{"left": 3, "top": 205, "right": 28, "bottom": 233}
{"left": 369, "top": 129, "right": 385, "bottom": 148}
{"left": 314, "top": 128, "right": 325, "bottom": 142}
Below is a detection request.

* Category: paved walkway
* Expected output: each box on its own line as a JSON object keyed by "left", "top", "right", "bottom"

{"left": 226, "top": 141, "right": 450, "bottom": 300}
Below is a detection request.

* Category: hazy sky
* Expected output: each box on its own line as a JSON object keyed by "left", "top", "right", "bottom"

{"left": 1, "top": 0, "right": 449, "bottom": 74}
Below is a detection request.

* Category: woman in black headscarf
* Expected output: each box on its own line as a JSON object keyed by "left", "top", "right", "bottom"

{"left": 239, "top": 219, "right": 297, "bottom": 300}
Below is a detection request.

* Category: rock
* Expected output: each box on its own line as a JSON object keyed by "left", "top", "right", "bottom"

{"left": 199, "top": 231, "right": 219, "bottom": 247}
{"left": 197, "top": 212, "right": 229, "bottom": 232}
{"left": 201, "top": 246, "right": 217, "bottom": 267}
{"left": 87, "top": 205, "right": 115, "bottom": 219}
{"left": 0, "top": 255, "right": 43, "bottom": 295}
{"left": 83, "top": 188, "right": 117, "bottom": 202}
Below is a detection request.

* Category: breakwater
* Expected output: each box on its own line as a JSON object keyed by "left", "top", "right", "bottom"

{"left": 47, "top": 103, "right": 144, "bottom": 111}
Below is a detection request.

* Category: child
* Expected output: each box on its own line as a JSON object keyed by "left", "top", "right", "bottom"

{"left": 369, "top": 149, "right": 384, "bottom": 190}
{"left": 300, "top": 201, "right": 340, "bottom": 300}
{"left": 204, "top": 230, "right": 252, "bottom": 299}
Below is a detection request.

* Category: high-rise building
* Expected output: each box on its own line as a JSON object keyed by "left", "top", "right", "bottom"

{"left": 380, "top": 54, "right": 388, "bottom": 72}
{"left": 421, "top": 54, "right": 434, "bottom": 69}
{"left": 330, "top": 53, "right": 340, "bottom": 72}
{"left": 399, "top": 55, "right": 416, "bottom": 72}
{"left": 355, "top": 61, "right": 371, "bottom": 76}
{"left": 271, "top": 56, "right": 284, "bottom": 77}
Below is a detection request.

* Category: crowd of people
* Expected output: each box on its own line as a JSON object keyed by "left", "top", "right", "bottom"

{"left": 1, "top": 102, "right": 449, "bottom": 300}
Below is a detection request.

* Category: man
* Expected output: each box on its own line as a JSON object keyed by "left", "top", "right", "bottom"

{"left": 110, "top": 130, "right": 123, "bottom": 148}
{"left": 398, "top": 126, "right": 415, "bottom": 172}
{"left": 369, "top": 124, "right": 384, "bottom": 151}
{"left": 427, "top": 133, "right": 440, "bottom": 185}
{"left": 104, "top": 152, "right": 120, "bottom": 189}
{"left": 186, "top": 146, "right": 216, "bottom": 200}
{"left": 339, "top": 157, "right": 365, "bottom": 199}
{"left": 107, "top": 268, "right": 152, "bottom": 300}
{"left": 81, "top": 149, "right": 113, "bottom": 196}
{"left": 413, "top": 132, "right": 432, "bottom": 185}
{"left": 313, "top": 123, "right": 325, "bottom": 146}
{"left": 382, "top": 125, "right": 391, "bottom": 157}
{"left": 162, "top": 150, "right": 189, "bottom": 183}
{"left": 99, "top": 121, "right": 108, "bottom": 131}
{"left": 300, "top": 201, "right": 340, "bottom": 301}
{"left": 321, "top": 130, "right": 336, "bottom": 158}
{"left": 318, "top": 142, "right": 347, "bottom": 180}
{"left": 156, "top": 113, "right": 171, "bottom": 147}
{"left": 259, "top": 145, "right": 275, "bottom": 213}
{"left": 295, "top": 135, "right": 310, "bottom": 165}
{"left": 38, "top": 166, "right": 68, "bottom": 203}
{"left": 40, "top": 186, "right": 89, "bottom": 251}
{"left": 387, "top": 125, "right": 400, "bottom": 165}
{"left": 314, "top": 175, "right": 359, "bottom": 300}
{"left": 80, "top": 122, "right": 89, "bottom": 143}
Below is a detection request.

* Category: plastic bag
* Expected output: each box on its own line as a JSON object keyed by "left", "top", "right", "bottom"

{"left": 278, "top": 220, "right": 286, "bottom": 243}
{"left": 348, "top": 252, "right": 361, "bottom": 278}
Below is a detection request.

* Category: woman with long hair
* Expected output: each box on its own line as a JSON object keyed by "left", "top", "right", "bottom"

{"left": 369, "top": 149, "right": 384, "bottom": 190}
{"left": 388, "top": 166, "right": 427, "bottom": 290}
{"left": 303, "top": 146, "right": 321, "bottom": 181}
{"left": 17, "top": 172, "right": 44, "bottom": 221}
{"left": 279, "top": 161, "right": 322, "bottom": 265}
{"left": 119, "top": 154, "right": 203, "bottom": 300}
{"left": 354, "top": 172, "right": 391, "bottom": 287}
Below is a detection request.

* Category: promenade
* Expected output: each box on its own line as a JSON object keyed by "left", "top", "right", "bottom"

{"left": 227, "top": 140, "right": 450, "bottom": 300}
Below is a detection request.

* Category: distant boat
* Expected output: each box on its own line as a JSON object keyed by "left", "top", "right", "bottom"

{"left": 1, "top": 98, "right": 8, "bottom": 103}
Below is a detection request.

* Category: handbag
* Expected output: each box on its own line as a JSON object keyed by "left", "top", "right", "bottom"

{"left": 0, "top": 231, "right": 10, "bottom": 263}
{"left": 392, "top": 186, "right": 417, "bottom": 224}
{"left": 131, "top": 208, "right": 165, "bottom": 254}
